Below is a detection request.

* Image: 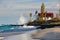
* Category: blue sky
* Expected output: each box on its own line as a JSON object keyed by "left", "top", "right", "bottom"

{"left": 0, "top": 0, "right": 60, "bottom": 25}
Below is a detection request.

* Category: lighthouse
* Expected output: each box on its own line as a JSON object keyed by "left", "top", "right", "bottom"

{"left": 41, "top": 3, "right": 45, "bottom": 14}
{"left": 38, "top": 3, "right": 54, "bottom": 22}
{"left": 38, "top": 3, "right": 47, "bottom": 21}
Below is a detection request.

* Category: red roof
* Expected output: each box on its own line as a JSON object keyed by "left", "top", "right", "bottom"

{"left": 38, "top": 12, "right": 54, "bottom": 17}
{"left": 47, "top": 12, "right": 53, "bottom": 14}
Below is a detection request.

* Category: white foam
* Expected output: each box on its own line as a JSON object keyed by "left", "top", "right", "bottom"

{"left": 0, "top": 37, "right": 5, "bottom": 40}
{"left": 23, "top": 25, "right": 34, "bottom": 28}
{"left": 18, "top": 15, "right": 27, "bottom": 25}
{"left": 10, "top": 28, "right": 15, "bottom": 29}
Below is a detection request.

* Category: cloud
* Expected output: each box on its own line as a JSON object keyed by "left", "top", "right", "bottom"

{"left": 0, "top": 0, "right": 60, "bottom": 24}
{"left": 0, "top": 0, "right": 60, "bottom": 9}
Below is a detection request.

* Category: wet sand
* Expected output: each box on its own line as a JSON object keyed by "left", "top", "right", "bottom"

{"left": 32, "top": 28, "right": 60, "bottom": 40}
{"left": 0, "top": 32, "right": 22, "bottom": 37}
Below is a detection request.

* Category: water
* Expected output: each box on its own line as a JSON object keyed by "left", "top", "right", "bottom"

{"left": 0, "top": 25, "right": 37, "bottom": 40}
{"left": 1, "top": 26, "right": 60, "bottom": 40}
{"left": 0, "top": 25, "right": 37, "bottom": 34}
{"left": 2, "top": 28, "right": 60, "bottom": 40}
{"left": 0, "top": 25, "right": 19, "bottom": 30}
{"left": 2, "top": 29, "right": 38, "bottom": 40}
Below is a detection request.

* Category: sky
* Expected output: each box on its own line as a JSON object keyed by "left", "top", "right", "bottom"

{"left": 0, "top": 0, "right": 60, "bottom": 25}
